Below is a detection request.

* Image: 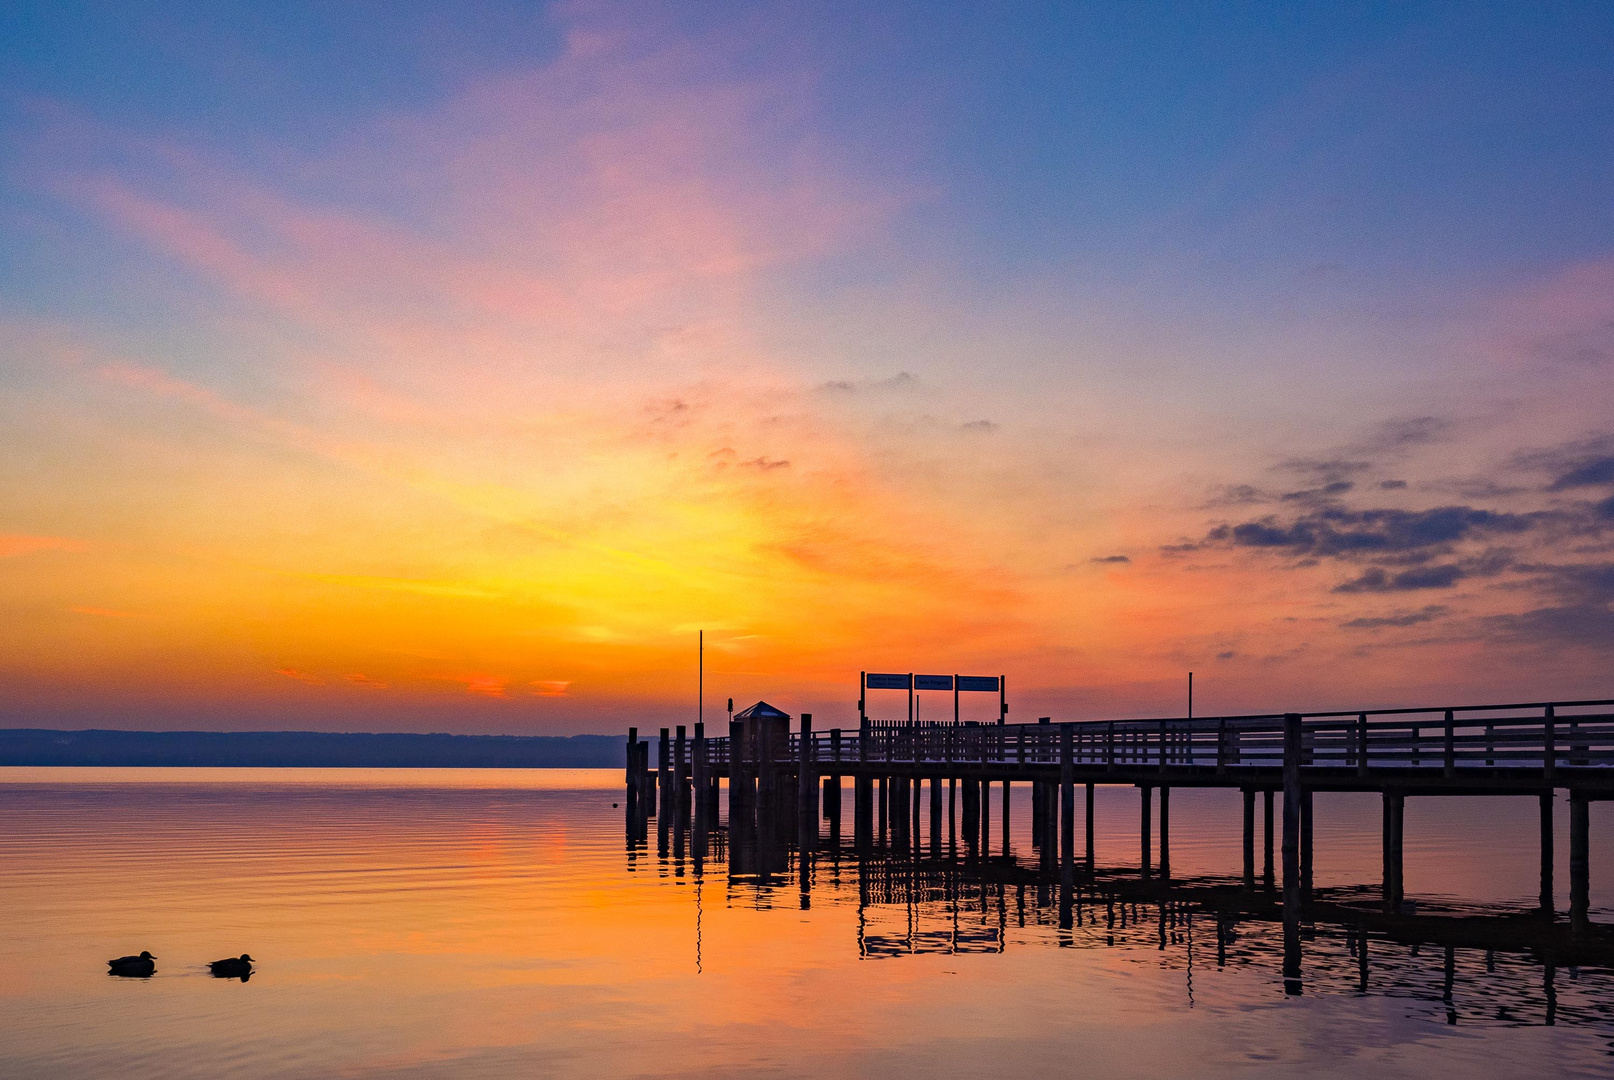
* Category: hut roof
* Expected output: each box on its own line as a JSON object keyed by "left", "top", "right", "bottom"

{"left": 733, "top": 700, "right": 791, "bottom": 721}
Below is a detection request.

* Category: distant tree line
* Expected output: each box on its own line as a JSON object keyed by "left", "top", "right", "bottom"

{"left": 0, "top": 728, "right": 622, "bottom": 768}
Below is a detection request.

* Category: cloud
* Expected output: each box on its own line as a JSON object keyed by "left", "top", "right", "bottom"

{"left": 1224, "top": 505, "right": 1536, "bottom": 558}
{"left": 1276, "top": 458, "right": 1372, "bottom": 485}
{"left": 274, "top": 667, "right": 326, "bottom": 685}
{"left": 1333, "top": 565, "right": 1466, "bottom": 592}
{"left": 1548, "top": 455, "right": 1614, "bottom": 491}
{"left": 1379, "top": 479, "right": 1407, "bottom": 490}
{"left": 1340, "top": 604, "right": 1450, "bottom": 629}
{"left": 1348, "top": 416, "right": 1451, "bottom": 454}
{"left": 1091, "top": 554, "right": 1130, "bottom": 564}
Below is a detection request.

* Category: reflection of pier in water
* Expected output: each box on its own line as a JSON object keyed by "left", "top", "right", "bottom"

{"left": 632, "top": 808, "right": 1614, "bottom": 1034}
{"left": 623, "top": 697, "right": 1614, "bottom": 1036}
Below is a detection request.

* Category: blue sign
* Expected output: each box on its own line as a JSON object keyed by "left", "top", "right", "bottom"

{"left": 956, "top": 675, "right": 999, "bottom": 692}
{"left": 864, "top": 673, "right": 912, "bottom": 690}
{"left": 914, "top": 674, "right": 953, "bottom": 691}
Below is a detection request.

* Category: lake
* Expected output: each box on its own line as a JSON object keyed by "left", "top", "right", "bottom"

{"left": 3, "top": 767, "right": 1613, "bottom": 1078}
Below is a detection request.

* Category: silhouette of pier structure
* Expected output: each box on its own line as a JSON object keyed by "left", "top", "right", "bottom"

{"left": 627, "top": 695, "right": 1614, "bottom": 945}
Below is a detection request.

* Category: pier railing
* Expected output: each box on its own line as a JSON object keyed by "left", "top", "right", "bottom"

{"left": 688, "top": 699, "right": 1614, "bottom": 776}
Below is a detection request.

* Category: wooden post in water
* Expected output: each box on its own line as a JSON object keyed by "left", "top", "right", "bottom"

{"left": 854, "top": 774, "right": 872, "bottom": 850}
{"left": 1085, "top": 782, "right": 1095, "bottom": 875}
{"left": 692, "top": 723, "right": 706, "bottom": 828}
{"left": 877, "top": 776, "right": 888, "bottom": 845}
{"left": 1571, "top": 790, "right": 1590, "bottom": 932}
{"left": 1300, "top": 787, "right": 1313, "bottom": 906}
{"left": 981, "top": 779, "right": 992, "bottom": 857}
{"left": 1242, "top": 788, "right": 1255, "bottom": 889}
{"left": 1002, "top": 780, "right": 1011, "bottom": 853}
{"left": 1540, "top": 790, "right": 1555, "bottom": 915}
{"left": 1031, "top": 778, "right": 1042, "bottom": 847}
{"left": 658, "top": 729, "right": 672, "bottom": 820}
{"left": 1282, "top": 713, "right": 1302, "bottom": 924}
{"left": 962, "top": 776, "right": 979, "bottom": 854}
{"left": 638, "top": 741, "right": 652, "bottom": 820}
{"left": 1263, "top": 790, "right": 1275, "bottom": 888}
{"left": 912, "top": 775, "right": 923, "bottom": 853}
{"left": 728, "top": 719, "right": 746, "bottom": 836}
{"left": 674, "top": 726, "right": 688, "bottom": 819}
{"left": 1139, "top": 784, "right": 1152, "bottom": 880}
{"left": 931, "top": 775, "right": 943, "bottom": 851}
{"left": 1059, "top": 724, "right": 1075, "bottom": 886}
{"left": 797, "top": 714, "right": 815, "bottom": 852}
{"left": 1158, "top": 786, "right": 1170, "bottom": 883}
{"left": 1383, "top": 791, "right": 1404, "bottom": 910}
{"left": 626, "top": 727, "right": 639, "bottom": 820}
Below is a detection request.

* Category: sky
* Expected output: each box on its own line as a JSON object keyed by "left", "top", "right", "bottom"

{"left": 1, "top": 1, "right": 1612, "bottom": 734}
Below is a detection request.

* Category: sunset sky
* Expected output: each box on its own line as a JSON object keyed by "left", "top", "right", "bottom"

{"left": 2, "top": 2, "right": 1612, "bottom": 733}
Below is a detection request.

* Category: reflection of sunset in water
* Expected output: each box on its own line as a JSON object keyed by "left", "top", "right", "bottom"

{"left": 3, "top": 769, "right": 1614, "bottom": 1078}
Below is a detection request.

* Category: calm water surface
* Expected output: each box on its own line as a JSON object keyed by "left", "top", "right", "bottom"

{"left": 4, "top": 768, "right": 1614, "bottom": 1078}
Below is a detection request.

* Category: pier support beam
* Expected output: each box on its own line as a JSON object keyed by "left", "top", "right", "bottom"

{"left": 1571, "top": 791, "right": 1590, "bottom": 932}
{"left": 962, "top": 775, "right": 978, "bottom": 854}
{"left": 1031, "top": 780, "right": 1044, "bottom": 847}
{"left": 1300, "top": 787, "right": 1313, "bottom": 906}
{"left": 675, "top": 726, "right": 688, "bottom": 819}
{"left": 1263, "top": 790, "right": 1275, "bottom": 888}
{"left": 1540, "top": 791, "right": 1554, "bottom": 915}
{"left": 1242, "top": 788, "right": 1255, "bottom": 889}
{"left": 658, "top": 728, "right": 671, "bottom": 820}
{"left": 931, "top": 776, "right": 943, "bottom": 852}
{"left": 1085, "top": 782, "right": 1095, "bottom": 875}
{"left": 877, "top": 776, "right": 887, "bottom": 845}
{"left": 974, "top": 778, "right": 987, "bottom": 852}
{"left": 1159, "top": 786, "right": 1171, "bottom": 882}
{"left": 1002, "top": 780, "right": 1011, "bottom": 853}
{"left": 1060, "top": 724, "right": 1075, "bottom": 886}
{"left": 797, "top": 715, "right": 815, "bottom": 852}
{"left": 854, "top": 775, "right": 872, "bottom": 849}
{"left": 1140, "top": 784, "right": 1152, "bottom": 881}
{"left": 1282, "top": 713, "right": 1302, "bottom": 924}
{"left": 1383, "top": 791, "right": 1404, "bottom": 910}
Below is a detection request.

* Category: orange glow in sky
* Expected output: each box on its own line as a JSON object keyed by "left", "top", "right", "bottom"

{"left": 3, "top": 4, "right": 1613, "bottom": 732}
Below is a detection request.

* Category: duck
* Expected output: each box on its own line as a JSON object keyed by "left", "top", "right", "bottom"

{"left": 208, "top": 954, "right": 254, "bottom": 979}
{"left": 107, "top": 951, "right": 157, "bottom": 977}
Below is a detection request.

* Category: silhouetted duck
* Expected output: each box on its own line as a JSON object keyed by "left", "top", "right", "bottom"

{"left": 208, "top": 954, "right": 254, "bottom": 979}
{"left": 107, "top": 951, "right": 156, "bottom": 977}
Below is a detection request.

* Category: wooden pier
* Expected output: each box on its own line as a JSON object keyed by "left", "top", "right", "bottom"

{"left": 627, "top": 698, "right": 1614, "bottom": 931}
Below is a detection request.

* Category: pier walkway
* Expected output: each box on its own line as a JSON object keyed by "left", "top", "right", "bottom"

{"left": 627, "top": 697, "right": 1614, "bottom": 932}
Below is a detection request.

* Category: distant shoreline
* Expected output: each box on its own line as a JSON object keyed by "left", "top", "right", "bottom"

{"left": 0, "top": 728, "right": 622, "bottom": 769}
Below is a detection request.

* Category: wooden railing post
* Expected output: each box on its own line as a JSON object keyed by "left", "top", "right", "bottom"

{"left": 1159, "top": 718, "right": 1168, "bottom": 774}
{"left": 1443, "top": 709, "right": 1456, "bottom": 779}
{"left": 1357, "top": 713, "right": 1369, "bottom": 779}
{"left": 1544, "top": 705, "right": 1556, "bottom": 781}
